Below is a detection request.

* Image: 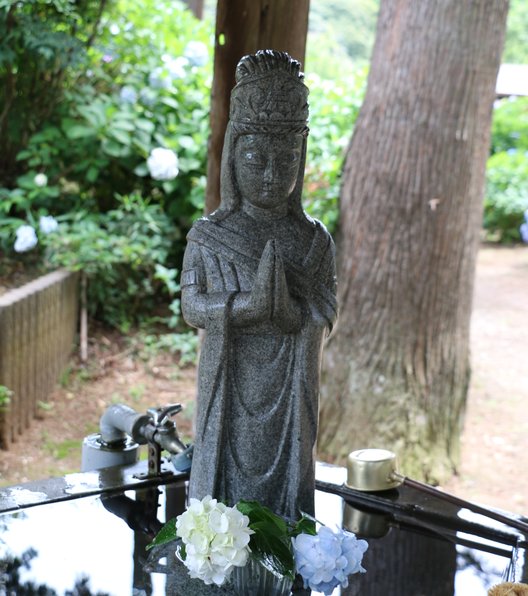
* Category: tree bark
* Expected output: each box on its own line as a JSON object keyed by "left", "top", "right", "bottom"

{"left": 204, "top": 0, "right": 310, "bottom": 214}
{"left": 318, "top": 0, "right": 509, "bottom": 482}
{"left": 183, "top": 0, "right": 204, "bottom": 20}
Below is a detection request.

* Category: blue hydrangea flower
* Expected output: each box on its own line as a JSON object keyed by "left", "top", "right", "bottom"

{"left": 120, "top": 86, "right": 137, "bottom": 104}
{"left": 520, "top": 223, "right": 528, "bottom": 244}
{"left": 519, "top": 210, "right": 528, "bottom": 244}
{"left": 167, "top": 57, "right": 188, "bottom": 80}
{"left": 14, "top": 225, "right": 38, "bottom": 253}
{"left": 184, "top": 41, "right": 208, "bottom": 67}
{"left": 149, "top": 67, "right": 171, "bottom": 89}
{"left": 292, "top": 526, "right": 368, "bottom": 595}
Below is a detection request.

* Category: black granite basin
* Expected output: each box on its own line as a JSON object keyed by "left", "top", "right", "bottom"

{"left": 1, "top": 462, "right": 526, "bottom": 595}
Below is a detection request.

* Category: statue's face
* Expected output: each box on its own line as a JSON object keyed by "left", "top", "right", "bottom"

{"left": 235, "top": 133, "right": 303, "bottom": 211}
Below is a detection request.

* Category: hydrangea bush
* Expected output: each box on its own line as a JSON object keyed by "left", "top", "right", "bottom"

{"left": 484, "top": 97, "right": 528, "bottom": 243}
{"left": 0, "top": 0, "right": 212, "bottom": 330}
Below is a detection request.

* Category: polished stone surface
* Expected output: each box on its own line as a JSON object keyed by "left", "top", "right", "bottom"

{"left": 0, "top": 462, "right": 525, "bottom": 595}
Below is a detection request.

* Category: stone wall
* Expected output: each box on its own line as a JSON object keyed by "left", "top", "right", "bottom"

{"left": 0, "top": 270, "right": 79, "bottom": 449}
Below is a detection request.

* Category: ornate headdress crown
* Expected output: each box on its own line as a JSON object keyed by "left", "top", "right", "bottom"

{"left": 229, "top": 50, "right": 309, "bottom": 132}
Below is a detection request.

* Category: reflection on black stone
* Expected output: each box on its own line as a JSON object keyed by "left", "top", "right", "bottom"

{"left": 101, "top": 493, "right": 162, "bottom": 538}
{"left": 0, "top": 548, "right": 110, "bottom": 595}
{"left": 457, "top": 547, "right": 499, "bottom": 579}
{"left": 342, "top": 522, "right": 457, "bottom": 596}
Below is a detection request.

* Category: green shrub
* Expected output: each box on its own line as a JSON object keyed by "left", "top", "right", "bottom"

{"left": 490, "top": 97, "right": 528, "bottom": 155}
{"left": 10, "top": 0, "right": 212, "bottom": 227}
{"left": 483, "top": 97, "right": 528, "bottom": 243}
{"left": 44, "top": 194, "right": 180, "bottom": 330}
{"left": 484, "top": 151, "right": 528, "bottom": 243}
{"left": 1, "top": 0, "right": 212, "bottom": 327}
{"left": 0, "top": 0, "right": 109, "bottom": 187}
{"left": 304, "top": 70, "right": 367, "bottom": 232}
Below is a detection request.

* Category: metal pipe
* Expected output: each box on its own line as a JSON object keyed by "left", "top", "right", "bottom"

{"left": 99, "top": 404, "right": 151, "bottom": 445}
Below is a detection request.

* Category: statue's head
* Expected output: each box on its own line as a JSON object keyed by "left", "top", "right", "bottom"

{"left": 215, "top": 50, "right": 310, "bottom": 219}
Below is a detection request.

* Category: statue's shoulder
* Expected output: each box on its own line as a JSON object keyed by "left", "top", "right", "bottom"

{"left": 187, "top": 215, "right": 221, "bottom": 240}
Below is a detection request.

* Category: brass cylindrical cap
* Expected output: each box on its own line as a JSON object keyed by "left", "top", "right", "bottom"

{"left": 346, "top": 448, "right": 402, "bottom": 491}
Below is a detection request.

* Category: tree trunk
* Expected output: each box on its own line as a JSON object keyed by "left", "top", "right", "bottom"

{"left": 183, "top": 0, "right": 204, "bottom": 19}
{"left": 318, "top": 0, "right": 509, "bottom": 482}
{"left": 204, "top": 0, "right": 310, "bottom": 214}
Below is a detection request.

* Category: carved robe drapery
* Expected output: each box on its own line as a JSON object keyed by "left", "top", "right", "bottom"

{"left": 181, "top": 211, "right": 337, "bottom": 519}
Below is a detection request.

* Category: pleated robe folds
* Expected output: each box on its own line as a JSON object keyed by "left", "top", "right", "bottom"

{"left": 181, "top": 211, "right": 337, "bottom": 519}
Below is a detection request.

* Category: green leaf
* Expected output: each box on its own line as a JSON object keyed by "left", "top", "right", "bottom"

{"left": 161, "top": 97, "right": 179, "bottom": 109}
{"left": 178, "top": 135, "right": 195, "bottom": 150}
{"left": 64, "top": 124, "right": 95, "bottom": 140}
{"left": 292, "top": 513, "right": 317, "bottom": 537}
{"left": 109, "top": 128, "right": 131, "bottom": 145}
{"left": 147, "top": 517, "right": 177, "bottom": 551}
{"left": 102, "top": 139, "right": 130, "bottom": 158}
{"left": 134, "top": 163, "right": 148, "bottom": 177}
{"left": 136, "top": 119, "right": 155, "bottom": 133}
{"left": 236, "top": 500, "right": 295, "bottom": 579}
{"left": 112, "top": 118, "right": 135, "bottom": 132}
{"left": 86, "top": 166, "right": 99, "bottom": 183}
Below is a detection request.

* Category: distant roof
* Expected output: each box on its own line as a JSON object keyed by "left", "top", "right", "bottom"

{"left": 496, "top": 64, "right": 528, "bottom": 97}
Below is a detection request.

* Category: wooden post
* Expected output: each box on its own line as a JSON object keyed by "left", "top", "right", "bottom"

{"left": 204, "top": 0, "right": 310, "bottom": 214}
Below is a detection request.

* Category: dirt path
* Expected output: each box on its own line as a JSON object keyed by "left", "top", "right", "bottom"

{"left": 443, "top": 245, "right": 528, "bottom": 515}
{"left": 1, "top": 245, "right": 527, "bottom": 519}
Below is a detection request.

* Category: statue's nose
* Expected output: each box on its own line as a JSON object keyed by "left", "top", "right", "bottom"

{"left": 263, "top": 159, "right": 275, "bottom": 182}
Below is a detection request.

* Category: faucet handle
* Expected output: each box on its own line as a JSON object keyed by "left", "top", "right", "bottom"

{"left": 147, "top": 403, "right": 183, "bottom": 427}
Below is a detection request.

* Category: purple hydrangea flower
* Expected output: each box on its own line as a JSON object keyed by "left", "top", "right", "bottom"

{"left": 292, "top": 526, "right": 368, "bottom": 595}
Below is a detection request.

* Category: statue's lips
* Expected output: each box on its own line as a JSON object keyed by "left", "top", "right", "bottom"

{"left": 261, "top": 184, "right": 281, "bottom": 195}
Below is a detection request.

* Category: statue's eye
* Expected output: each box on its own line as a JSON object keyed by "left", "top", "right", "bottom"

{"left": 244, "top": 152, "right": 263, "bottom": 165}
{"left": 283, "top": 151, "right": 300, "bottom": 164}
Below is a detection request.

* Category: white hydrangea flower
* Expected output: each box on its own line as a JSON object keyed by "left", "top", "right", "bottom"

{"left": 39, "top": 215, "right": 59, "bottom": 235}
{"left": 184, "top": 41, "right": 208, "bottom": 67}
{"left": 147, "top": 147, "right": 179, "bottom": 181}
{"left": 176, "top": 495, "right": 253, "bottom": 586}
{"left": 14, "top": 225, "right": 38, "bottom": 253}
{"left": 34, "top": 173, "right": 48, "bottom": 187}
{"left": 292, "top": 526, "right": 368, "bottom": 595}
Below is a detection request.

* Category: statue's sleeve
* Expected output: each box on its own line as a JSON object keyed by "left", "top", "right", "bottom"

{"left": 309, "top": 225, "right": 338, "bottom": 332}
{"left": 181, "top": 238, "right": 237, "bottom": 332}
{"left": 181, "top": 240, "right": 207, "bottom": 329}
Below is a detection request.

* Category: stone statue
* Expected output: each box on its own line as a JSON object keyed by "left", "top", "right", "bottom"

{"left": 181, "top": 50, "right": 337, "bottom": 520}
